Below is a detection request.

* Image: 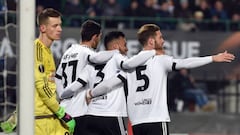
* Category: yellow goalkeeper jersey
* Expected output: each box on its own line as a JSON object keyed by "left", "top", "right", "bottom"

{"left": 34, "top": 39, "right": 60, "bottom": 116}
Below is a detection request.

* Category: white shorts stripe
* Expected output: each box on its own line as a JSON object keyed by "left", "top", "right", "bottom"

{"left": 117, "top": 117, "right": 127, "bottom": 135}
{"left": 162, "top": 122, "right": 168, "bottom": 135}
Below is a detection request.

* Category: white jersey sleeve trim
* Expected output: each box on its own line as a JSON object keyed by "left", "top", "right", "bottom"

{"left": 121, "top": 50, "right": 156, "bottom": 70}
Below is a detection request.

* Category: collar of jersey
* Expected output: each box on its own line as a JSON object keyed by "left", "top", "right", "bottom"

{"left": 80, "top": 44, "right": 95, "bottom": 51}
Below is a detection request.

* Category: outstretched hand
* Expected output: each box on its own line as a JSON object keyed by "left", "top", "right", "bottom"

{"left": 212, "top": 51, "right": 235, "bottom": 62}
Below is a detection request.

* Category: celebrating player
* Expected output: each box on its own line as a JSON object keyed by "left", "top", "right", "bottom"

{"left": 55, "top": 20, "right": 118, "bottom": 135}
{"left": 87, "top": 24, "right": 235, "bottom": 135}
{"left": 61, "top": 30, "right": 156, "bottom": 135}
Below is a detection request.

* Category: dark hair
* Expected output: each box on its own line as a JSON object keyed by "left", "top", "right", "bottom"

{"left": 104, "top": 31, "right": 125, "bottom": 49}
{"left": 80, "top": 20, "right": 101, "bottom": 41}
{"left": 37, "top": 8, "right": 62, "bottom": 26}
{"left": 137, "top": 24, "right": 160, "bottom": 46}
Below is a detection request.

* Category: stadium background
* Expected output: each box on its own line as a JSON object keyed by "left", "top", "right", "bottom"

{"left": 0, "top": 0, "right": 240, "bottom": 134}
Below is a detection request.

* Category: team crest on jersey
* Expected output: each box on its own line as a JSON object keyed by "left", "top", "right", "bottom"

{"left": 38, "top": 64, "right": 45, "bottom": 73}
{"left": 65, "top": 132, "right": 70, "bottom": 135}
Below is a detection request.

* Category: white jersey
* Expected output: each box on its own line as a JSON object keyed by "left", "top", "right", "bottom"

{"left": 126, "top": 55, "right": 173, "bottom": 126}
{"left": 55, "top": 44, "right": 95, "bottom": 116}
{"left": 126, "top": 54, "right": 213, "bottom": 125}
{"left": 68, "top": 64, "right": 97, "bottom": 117}
{"left": 87, "top": 53, "right": 128, "bottom": 117}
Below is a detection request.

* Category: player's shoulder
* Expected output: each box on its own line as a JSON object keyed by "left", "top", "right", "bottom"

{"left": 152, "top": 54, "right": 173, "bottom": 63}
{"left": 154, "top": 54, "right": 172, "bottom": 59}
{"left": 84, "top": 64, "right": 95, "bottom": 71}
{"left": 64, "top": 43, "right": 88, "bottom": 54}
{"left": 34, "top": 39, "right": 46, "bottom": 52}
{"left": 113, "top": 52, "right": 125, "bottom": 60}
{"left": 60, "top": 45, "right": 82, "bottom": 61}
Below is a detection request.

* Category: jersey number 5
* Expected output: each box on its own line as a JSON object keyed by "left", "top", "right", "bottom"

{"left": 136, "top": 65, "right": 149, "bottom": 92}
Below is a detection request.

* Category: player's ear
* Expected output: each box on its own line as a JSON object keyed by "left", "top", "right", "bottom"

{"left": 39, "top": 24, "right": 46, "bottom": 33}
{"left": 112, "top": 42, "right": 118, "bottom": 49}
{"left": 150, "top": 38, "right": 155, "bottom": 44}
{"left": 92, "top": 34, "right": 98, "bottom": 40}
{"left": 147, "top": 37, "right": 154, "bottom": 47}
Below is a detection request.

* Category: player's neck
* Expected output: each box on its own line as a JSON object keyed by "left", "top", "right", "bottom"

{"left": 80, "top": 41, "right": 92, "bottom": 48}
{"left": 38, "top": 34, "right": 53, "bottom": 48}
{"left": 143, "top": 46, "right": 154, "bottom": 51}
{"left": 156, "top": 49, "right": 165, "bottom": 55}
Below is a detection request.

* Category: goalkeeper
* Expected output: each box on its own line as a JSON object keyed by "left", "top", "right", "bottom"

{"left": 34, "top": 8, "right": 75, "bottom": 135}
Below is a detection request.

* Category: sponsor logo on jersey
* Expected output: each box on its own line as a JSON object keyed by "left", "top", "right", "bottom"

{"left": 38, "top": 64, "right": 45, "bottom": 73}
{"left": 134, "top": 98, "right": 152, "bottom": 106}
{"left": 92, "top": 95, "right": 107, "bottom": 102}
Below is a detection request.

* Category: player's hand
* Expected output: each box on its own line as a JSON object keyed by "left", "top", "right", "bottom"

{"left": 0, "top": 121, "right": 16, "bottom": 133}
{"left": 55, "top": 107, "right": 76, "bottom": 134}
{"left": 85, "top": 90, "right": 92, "bottom": 105}
{"left": 212, "top": 51, "right": 235, "bottom": 62}
{"left": 0, "top": 111, "right": 17, "bottom": 133}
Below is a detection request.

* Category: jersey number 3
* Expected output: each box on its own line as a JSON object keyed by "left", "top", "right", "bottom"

{"left": 93, "top": 64, "right": 106, "bottom": 88}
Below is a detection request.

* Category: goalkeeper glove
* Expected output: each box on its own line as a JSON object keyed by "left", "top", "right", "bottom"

{"left": 0, "top": 111, "right": 17, "bottom": 133}
{"left": 55, "top": 107, "right": 76, "bottom": 133}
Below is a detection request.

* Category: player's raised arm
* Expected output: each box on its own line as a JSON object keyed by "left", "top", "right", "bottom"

{"left": 88, "top": 50, "right": 118, "bottom": 64}
{"left": 60, "top": 78, "right": 87, "bottom": 99}
{"left": 87, "top": 71, "right": 126, "bottom": 100}
{"left": 173, "top": 51, "right": 235, "bottom": 70}
{"left": 59, "top": 65, "right": 91, "bottom": 99}
{"left": 120, "top": 50, "right": 156, "bottom": 70}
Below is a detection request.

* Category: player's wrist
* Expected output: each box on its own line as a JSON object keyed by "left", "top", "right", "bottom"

{"left": 55, "top": 106, "right": 65, "bottom": 119}
{"left": 66, "top": 118, "right": 75, "bottom": 133}
{"left": 86, "top": 90, "right": 93, "bottom": 99}
{"left": 86, "top": 90, "right": 93, "bottom": 105}
{"left": 212, "top": 55, "right": 217, "bottom": 62}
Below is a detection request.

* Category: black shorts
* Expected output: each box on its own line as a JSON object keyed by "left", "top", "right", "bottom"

{"left": 73, "top": 115, "right": 88, "bottom": 135}
{"left": 132, "top": 122, "right": 169, "bottom": 135}
{"left": 84, "top": 115, "right": 128, "bottom": 135}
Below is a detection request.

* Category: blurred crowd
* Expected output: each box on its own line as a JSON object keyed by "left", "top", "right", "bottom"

{"left": 36, "top": 0, "right": 240, "bottom": 31}
{"left": 1, "top": 0, "right": 240, "bottom": 31}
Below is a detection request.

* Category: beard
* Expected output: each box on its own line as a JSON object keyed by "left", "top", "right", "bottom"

{"left": 154, "top": 41, "right": 163, "bottom": 50}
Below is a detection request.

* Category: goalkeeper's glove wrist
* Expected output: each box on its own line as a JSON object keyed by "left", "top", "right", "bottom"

{"left": 55, "top": 107, "right": 76, "bottom": 133}
{"left": 0, "top": 111, "right": 17, "bottom": 133}
{"left": 55, "top": 106, "right": 65, "bottom": 119}
{"left": 1, "top": 121, "right": 16, "bottom": 133}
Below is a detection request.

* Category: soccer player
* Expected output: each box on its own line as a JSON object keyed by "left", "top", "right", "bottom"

{"left": 85, "top": 31, "right": 157, "bottom": 135}
{"left": 87, "top": 24, "right": 235, "bottom": 135}
{"left": 34, "top": 8, "right": 75, "bottom": 135}
{"left": 55, "top": 20, "right": 118, "bottom": 135}
{"left": 62, "top": 31, "right": 156, "bottom": 135}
